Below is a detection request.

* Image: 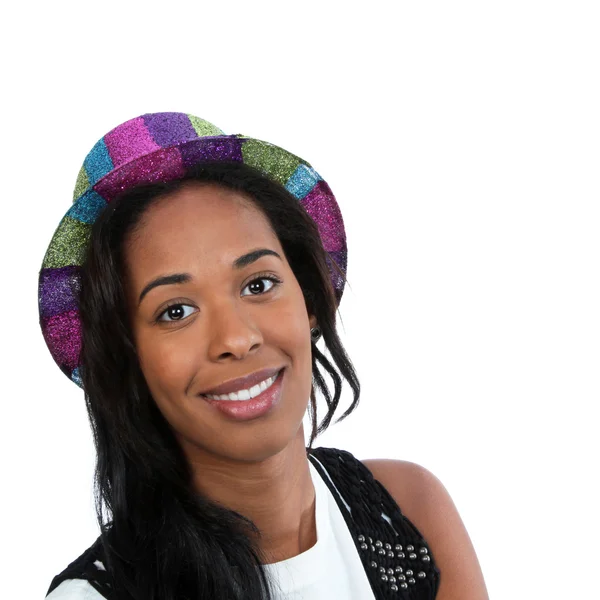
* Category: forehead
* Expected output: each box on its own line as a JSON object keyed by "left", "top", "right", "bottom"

{"left": 124, "top": 182, "right": 282, "bottom": 282}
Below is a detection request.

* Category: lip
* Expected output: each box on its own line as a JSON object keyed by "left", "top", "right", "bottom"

{"left": 199, "top": 366, "right": 284, "bottom": 396}
{"left": 202, "top": 368, "right": 285, "bottom": 421}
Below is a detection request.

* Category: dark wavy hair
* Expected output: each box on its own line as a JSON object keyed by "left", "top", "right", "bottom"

{"left": 79, "top": 162, "right": 360, "bottom": 599}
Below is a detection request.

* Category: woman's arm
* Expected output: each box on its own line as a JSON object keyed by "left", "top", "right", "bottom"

{"left": 362, "top": 459, "right": 489, "bottom": 600}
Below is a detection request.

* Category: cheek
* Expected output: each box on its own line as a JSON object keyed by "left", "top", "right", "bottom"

{"left": 136, "top": 330, "right": 199, "bottom": 400}
{"left": 268, "top": 294, "right": 313, "bottom": 372}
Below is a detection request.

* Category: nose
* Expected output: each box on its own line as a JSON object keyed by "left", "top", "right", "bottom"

{"left": 206, "top": 301, "right": 263, "bottom": 361}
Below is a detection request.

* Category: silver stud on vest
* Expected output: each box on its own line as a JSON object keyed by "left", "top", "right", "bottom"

{"left": 355, "top": 531, "right": 434, "bottom": 594}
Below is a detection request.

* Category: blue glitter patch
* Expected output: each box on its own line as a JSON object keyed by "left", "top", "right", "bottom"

{"left": 71, "top": 367, "right": 83, "bottom": 388}
{"left": 66, "top": 190, "right": 107, "bottom": 224}
{"left": 285, "top": 164, "right": 322, "bottom": 200}
{"left": 83, "top": 138, "right": 114, "bottom": 185}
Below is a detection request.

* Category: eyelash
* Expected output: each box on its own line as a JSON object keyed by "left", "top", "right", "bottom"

{"left": 154, "top": 273, "right": 283, "bottom": 324}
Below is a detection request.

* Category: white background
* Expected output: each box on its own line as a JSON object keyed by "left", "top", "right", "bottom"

{"left": 2, "top": 1, "right": 599, "bottom": 598}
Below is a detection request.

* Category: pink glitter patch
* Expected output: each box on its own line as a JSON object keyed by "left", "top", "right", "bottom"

{"left": 94, "top": 147, "right": 185, "bottom": 202}
{"left": 104, "top": 117, "right": 160, "bottom": 168}
{"left": 41, "top": 310, "right": 82, "bottom": 372}
{"left": 301, "top": 181, "right": 345, "bottom": 253}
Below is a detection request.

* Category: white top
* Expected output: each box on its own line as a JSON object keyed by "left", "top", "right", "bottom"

{"left": 46, "top": 457, "right": 376, "bottom": 599}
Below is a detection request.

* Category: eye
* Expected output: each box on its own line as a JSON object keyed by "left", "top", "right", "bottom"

{"left": 157, "top": 304, "right": 197, "bottom": 323}
{"left": 241, "top": 275, "right": 282, "bottom": 297}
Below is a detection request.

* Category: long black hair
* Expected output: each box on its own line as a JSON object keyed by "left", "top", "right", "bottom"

{"left": 79, "top": 162, "right": 360, "bottom": 599}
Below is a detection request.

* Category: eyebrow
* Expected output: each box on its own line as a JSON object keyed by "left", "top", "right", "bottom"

{"left": 138, "top": 248, "right": 282, "bottom": 305}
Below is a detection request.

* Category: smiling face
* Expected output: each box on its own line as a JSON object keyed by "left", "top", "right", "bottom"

{"left": 122, "top": 182, "right": 317, "bottom": 464}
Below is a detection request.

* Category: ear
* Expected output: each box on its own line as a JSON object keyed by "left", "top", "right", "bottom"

{"left": 309, "top": 314, "right": 317, "bottom": 329}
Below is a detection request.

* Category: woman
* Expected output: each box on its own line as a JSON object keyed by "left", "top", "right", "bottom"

{"left": 39, "top": 112, "right": 487, "bottom": 599}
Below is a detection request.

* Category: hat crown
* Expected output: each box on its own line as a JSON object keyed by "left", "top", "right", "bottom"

{"left": 73, "top": 113, "right": 226, "bottom": 203}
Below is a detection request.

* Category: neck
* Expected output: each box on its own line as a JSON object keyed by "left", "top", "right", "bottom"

{"left": 184, "top": 428, "right": 317, "bottom": 564}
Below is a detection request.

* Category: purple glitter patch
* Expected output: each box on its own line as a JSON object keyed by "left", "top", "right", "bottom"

{"left": 41, "top": 310, "right": 82, "bottom": 371}
{"left": 328, "top": 250, "right": 347, "bottom": 274}
{"left": 104, "top": 117, "right": 160, "bottom": 168}
{"left": 143, "top": 113, "right": 198, "bottom": 147}
{"left": 179, "top": 137, "right": 243, "bottom": 168}
{"left": 94, "top": 147, "right": 185, "bottom": 202}
{"left": 39, "top": 266, "right": 81, "bottom": 318}
{"left": 301, "top": 181, "right": 346, "bottom": 253}
{"left": 326, "top": 250, "right": 348, "bottom": 302}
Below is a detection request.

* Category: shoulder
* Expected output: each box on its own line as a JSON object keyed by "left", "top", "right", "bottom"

{"left": 46, "top": 579, "right": 106, "bottom": 599}
{"left": 361, "top": 458, "right": 489, "bottom": 600}
{"left": 361, "top": 459, "right": 452, "bottom": 523}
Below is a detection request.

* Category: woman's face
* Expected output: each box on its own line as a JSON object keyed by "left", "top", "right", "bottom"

{"left": 123, "top": 182, "right": 317, "bottom": 463}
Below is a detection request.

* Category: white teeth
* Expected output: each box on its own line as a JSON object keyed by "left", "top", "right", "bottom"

{"left": 204, "top": 372, "right": 279, "bottom": 401}
{"left": 237, "top": 389, "right": 251, "bottom": 401}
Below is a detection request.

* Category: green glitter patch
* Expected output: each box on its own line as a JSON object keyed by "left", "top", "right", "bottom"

{"left": 187, "top": 115, "right": 224, "bottom": 137}
{"left": 241, "top": 139, "right": 303, "bottom": 186}
{"left": 72, "top": 166, "right": 90, "bottom": 202}
{"left": 42, "top": 216, "right": 92, "bottom": 269}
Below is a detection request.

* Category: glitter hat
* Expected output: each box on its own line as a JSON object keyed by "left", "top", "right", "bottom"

{"left": 38, "top": 112, "right": 347, "bottom": 388}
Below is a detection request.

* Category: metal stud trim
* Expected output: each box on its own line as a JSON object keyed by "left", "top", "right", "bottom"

{"left": 355, "top": 532, "right": 432, "bottom": 594}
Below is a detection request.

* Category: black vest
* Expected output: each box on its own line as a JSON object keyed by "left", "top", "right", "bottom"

{"left": 47, "top": 447, "right": 440, "bottom": 599}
